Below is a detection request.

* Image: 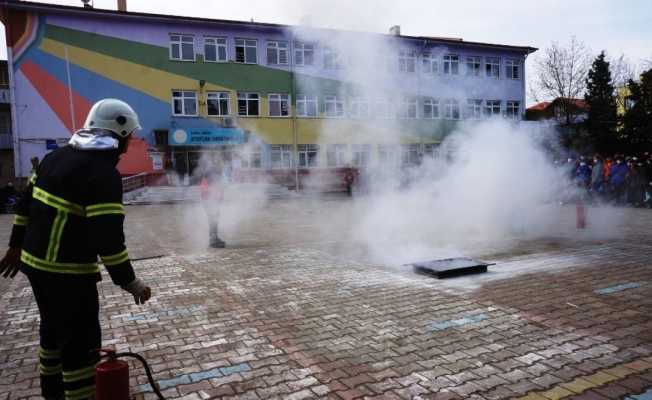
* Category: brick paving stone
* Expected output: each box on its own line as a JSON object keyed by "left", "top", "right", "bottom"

{"left": 539, "top": 385, "right": 575, "bottom": 400}
{"left": 593, "top": 383, "right": 633, "bottom": 398}
{"left": 617, "top": 376, "right": 652, "bottom": 392}
{"left": 566, "top": 390, "right": 609, "bottom": 400}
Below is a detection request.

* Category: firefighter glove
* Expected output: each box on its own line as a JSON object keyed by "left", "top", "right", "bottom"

{"left": 0, "top": 247, "right": 21, "bottom": 279}
{"left": 121, "top": 278, "right": 152, "bottom": 305}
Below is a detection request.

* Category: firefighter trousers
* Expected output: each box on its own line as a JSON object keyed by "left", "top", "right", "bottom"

{"left": 27, "top": 269, "right": 101, "bottom": 400}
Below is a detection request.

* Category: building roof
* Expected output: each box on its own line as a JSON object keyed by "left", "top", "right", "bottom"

{"left": 528, "top": 102, "right": 551, "bottom": 111}
{"left": 2, "top": 0, "right": 538, "bottom": 54}
{"left": 527, "top": 98, "right": 587, "bottom": 112}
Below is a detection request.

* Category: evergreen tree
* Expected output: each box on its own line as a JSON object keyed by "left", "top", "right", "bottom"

{"left": 584, "top": 51, "right": 617, "bottom": 152}
{"left": 622, "top": 69, "right": 652, "bottom": 153}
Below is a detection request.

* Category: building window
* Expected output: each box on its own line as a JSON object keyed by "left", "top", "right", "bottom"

{"left": 486, "top": 57, "right": 500, "bottom": 78}
{"left": 296, "top": 95, "right": 318, "bottom": 117}
{"left": 0, "top": 68, "right": 8, "bottom": 86}
{"left": 241, "top": 146, "right": 262, "bottom": 168}
{"left": 270, "top": 145, "right": 292, "bottom": 169}
{"left": 374, "top": 99, "right": 391, "bottom": 119}
{"left": 484, "top": 100, "right": 502, "bottom": 116}
{"left": 172, "top": 90, "right": 198, "bottom": 116}
{"left": 423, "top": 98, "right": 440, "bottom": 119}
{"left": 398, "top": 50, "right": 416, "bottom": 73}
{"left": 423, "top": 143, "right": 439, "bottom": 159}
{"left": 352, "top": 144, "right": 371, "bottom": 167}
{"left": 298, "top": 144, "right": 319, "bottom": 168}
{"left": 505, "top": 101, "right": 520, "bottom": 119}
{"left": 378, "top": 145, "right": 398, "bottom": 165}
{"left": 466, "top": 56, "right": 481, "bottom": 76}
{"left": 505, "top": 59, "right": 520, "bottom": 79}
{"left": 443, "top": 54, "right": 459, "bottom": 75}
{"left": 207, "top": 92, "right": 230, "bottom": 116}
{"left": 444, "top": 99, "right": 460, "bottom": 120}
{"left": 401, "top": 144, "right": 421, "bottom": 166}
{"left": 170, "top": 34, "right": 194, "bottom": 61}
{"left": 237, "top": 92, "right": 260, "bottom": 116}
{"left": 268, "top": 93, "right": 290, "bottom": 117}
{"left": 422, "top": 53, "right": 438, "bottom": 74}
{"left": 327, "top": 144, "right": 347, "bottom": 167}
{"left": 465, "top": 99, "right": 483, "bottom": 119}
{"left": 398, "top": 96, "right": 418, "bottom": 119}
{"left": 267, "top": 41, "right": 289, "bottom": 65}
{"left": 235, "top": 38, "right": 257, "bottom": 64}
{"left": 204, "top": 37, "right": 227, "bottom": 62}
{"left": 324, "top": 95, "right": 344, "bottom": 117}
{"left": 294, "top": 41, "right": 314, "bottom": 66}
{"left": 349, "top": 97, "right": 369, "bottom": 118}
{"left": 323, "top": 46, "right": 341, "bottom": 69}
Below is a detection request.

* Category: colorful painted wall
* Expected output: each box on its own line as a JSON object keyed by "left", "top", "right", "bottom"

{"left": 3, "top": 5, "right": 530, "bottom": 177}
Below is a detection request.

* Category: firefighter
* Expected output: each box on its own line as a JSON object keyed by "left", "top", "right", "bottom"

{"left": 0, "top": 99, "right": 152, "bottom": 400}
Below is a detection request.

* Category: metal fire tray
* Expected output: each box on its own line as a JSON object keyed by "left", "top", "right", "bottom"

{"left": 412, "top": 257, "right": 493, "bottom": 279}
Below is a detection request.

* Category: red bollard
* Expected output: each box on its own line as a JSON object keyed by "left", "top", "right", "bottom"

{"left": 576, "top": 201, "right": 586, "bottom": 229}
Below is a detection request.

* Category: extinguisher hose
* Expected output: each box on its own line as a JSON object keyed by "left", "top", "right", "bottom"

{"left": 110, "top": 352, "right": 166, "bottom": 400}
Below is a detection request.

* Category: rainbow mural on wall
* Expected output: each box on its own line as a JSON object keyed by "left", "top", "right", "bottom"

{"left": 2, "top": 3, "right": 530, "bottom": 177}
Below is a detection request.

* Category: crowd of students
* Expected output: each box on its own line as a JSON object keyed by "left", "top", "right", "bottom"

{"left": 558, "top": 153, "right": 652, "bottom": 207}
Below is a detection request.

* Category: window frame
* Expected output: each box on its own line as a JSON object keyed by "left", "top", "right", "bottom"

{"left": 398, "top": 96, "right": 418, "bottom": 119}
{"left": 171, "top": 90, "right": 198, "bottom": 116}
{"left": 206, "top": 91, "right": 230, "bottom": 116}
{"left": 422, "top": 52, "right": 439, "bottom": 74}
{"left": 486, "top": 57, "right": 500, "bottom": 79}
{"left": 423, "top": 98, "right": 440, "bottom": 119}
{"left": 351, "top": 144, "right": 371, "bottom": 167}
{"left": 235, "top": 38, "right": 258, "bottom": 64}
{"left": 296, "top": 94, "right": 318, "bottom": 117}
{"left": 505, "top": 100, "right": 520, "bottom": 119}
{"left": 204, "top": 36, "right": 227, "bottom": 63}
{"left": 398, "top": 49, "right": 417, "bottom": 73}
{"left": 267, "top": 40, "right": 289, "bottom": 65}
{"left": 326, "top": 144, "right": 348, "bottom": 167}
{"left": 294, "top": 41, "right": 315, "bottom": 66}
{"left": 237, "top": 92, "right": 260, "bottom": 116}
{"left": 298, "top": 144, "right": 320, "bottom": 168}
{"left": 465, "top": 56, "right": 481, "bottom": 77}
{"left": 484, "top": 100, "right": 502, "bottom": 117}
{"left": 349, "top": 97, "right": 370, "bottom": 119}
{"left": 324, "top": 95, "right": 345, "bottom": 118}
{"left": 444, "top": 99, "right": 460, "bottom": 120}
{"left": 268, "top": 93, "right": 291, "bottom": 117}
{"left": 169, "top": 34, "right": 195, "bottom": 62}
{"left": 465, "top": 99, "right": 483, "bottom": 120}
{"left": 443, "top": 54, "right": 460, "bottom": 75}
{"left": 270, "top": 144, "right": 293, "bottom": 169}
{"left": 505, "top": 59, "right": 520, "bottom": 80}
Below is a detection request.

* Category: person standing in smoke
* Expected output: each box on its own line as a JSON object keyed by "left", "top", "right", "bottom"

{"left": 200, "top": 170, "right": 225, "bottom": 248}
{"left": 590, "top": 155, "right": 604, "bottom": 200}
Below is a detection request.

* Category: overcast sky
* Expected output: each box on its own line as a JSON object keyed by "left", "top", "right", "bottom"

{"left": 2, "top": 0, "right": 651, "bottom": 102}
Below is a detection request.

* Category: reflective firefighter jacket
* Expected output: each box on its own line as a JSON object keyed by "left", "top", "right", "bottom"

{"left": 9, "top": 146, "right": 135, "bottom": 285}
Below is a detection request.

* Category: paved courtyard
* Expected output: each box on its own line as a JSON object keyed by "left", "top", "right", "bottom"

{"left": 1, "top": 195, "right": 652, "bottom": 400}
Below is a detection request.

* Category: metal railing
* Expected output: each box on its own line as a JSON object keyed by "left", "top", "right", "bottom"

{"left": 122, "top": 172, "right": 149, "bottom": 192}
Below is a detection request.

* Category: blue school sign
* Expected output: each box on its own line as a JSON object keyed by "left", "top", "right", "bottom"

{"left": 169, "top": 127, "right": 245, "bottom": 146}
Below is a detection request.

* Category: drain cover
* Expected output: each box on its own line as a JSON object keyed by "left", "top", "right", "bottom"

{"left": 412, "top": 257, "right": 493, "bottom": 279}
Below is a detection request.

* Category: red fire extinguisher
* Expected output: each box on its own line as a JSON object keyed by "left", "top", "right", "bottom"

{"left": 576, "top": 201, "right": 586, "bottom": 229}
{"left": 96, "top": 349, "right": 166, "bottom": 400}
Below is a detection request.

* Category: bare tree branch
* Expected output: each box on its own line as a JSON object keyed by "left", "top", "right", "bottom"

{"left": 532, "top": 36, "right": 591, "bottom": 125}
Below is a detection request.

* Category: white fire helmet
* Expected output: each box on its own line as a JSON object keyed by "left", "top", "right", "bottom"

{"left": 83, "top": 98, "right": 141, "bottom": 138}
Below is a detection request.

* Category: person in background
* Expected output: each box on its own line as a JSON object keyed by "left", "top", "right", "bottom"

{"left": 590, "top": 155, "right": 604, "bottom": 200}
{"left": 610, "top": 157, "right": 628, "bottom": 204}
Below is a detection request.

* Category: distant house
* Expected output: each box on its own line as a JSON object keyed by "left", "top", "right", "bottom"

{"left": 526, "top": 98, "right": 588, "bottom": 125}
